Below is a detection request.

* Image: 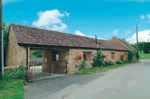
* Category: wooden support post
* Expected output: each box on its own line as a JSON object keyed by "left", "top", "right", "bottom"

{"left": 27, "top": 46, "right": 30, "bottom": 69}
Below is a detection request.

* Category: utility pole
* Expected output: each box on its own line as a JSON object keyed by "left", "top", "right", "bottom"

{"left": 0, "top": 0, "right": 2, "bottom": 77}
{"left": 136, "top": 24, "right": 138, "bottom": 51}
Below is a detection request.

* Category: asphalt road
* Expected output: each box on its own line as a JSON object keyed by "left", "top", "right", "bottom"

{"left": 24, "top": 59, "right": 150, "bottom": 99}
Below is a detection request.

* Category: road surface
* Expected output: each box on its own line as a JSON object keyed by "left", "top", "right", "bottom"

{"left": 25, "top": 59, "right": 150, "bottom": 99}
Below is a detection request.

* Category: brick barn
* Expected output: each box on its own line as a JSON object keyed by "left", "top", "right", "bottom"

{"left": 6, "top": 24, "right": 135, "bottom": 74}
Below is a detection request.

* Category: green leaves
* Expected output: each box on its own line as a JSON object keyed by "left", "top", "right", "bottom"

{"left": 92, "top": 50, "right": 104, "bottom": 67}
{"left": 2, "top": 21, "right": 9, "bottom": 49}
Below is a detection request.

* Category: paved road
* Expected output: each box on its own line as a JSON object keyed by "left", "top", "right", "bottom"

{"left": 24, "top": 59, "right": 150, "bottom": 99}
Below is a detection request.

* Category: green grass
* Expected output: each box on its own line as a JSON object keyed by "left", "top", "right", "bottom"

{"left": 74, "top": 61, "right": 138, "bottom": 75}
{"left": 139, "top": 52, "right": 150, "bottom": 59}
{"left": 0, "top": 80, "right": 24, "bottom": 99}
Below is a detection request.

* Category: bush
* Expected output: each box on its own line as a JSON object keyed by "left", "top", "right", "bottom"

{"left": 136, "top": 52, "right": 139, "bottom": 60}
{"left": 122, "top": 59, "right": 128, "bottom": 63}
{"left": 116, "top": 60, "right": 123, "bottom": 64}
{"left": 92, "top": 50, "right": 104, "bottom": 67}
{"left": 104, "top": 61, "right": 113, "bottom": 66}
{"left": 128, "top": 50, "right": 135, "bottom": 63}
{"left": 3, "top": 66, "right": 33, "bottom": 83}
{"left": 81, "top": 59, "right": 88, "bottom": 70}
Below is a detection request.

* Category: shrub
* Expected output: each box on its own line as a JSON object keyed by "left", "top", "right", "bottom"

{"left": 122, "top": 59, "right": 128, "bottom": 63}
{"left": 116, "top": 60, "right": 123, "bottom": 64}
{"left": 81, "top": 59, "right": 88, "bottom": 70}
{"left": 3, "top": 66, "right": 33, "bottom": 83}
{"left": 136, "top": 52, "right": 139, "bottom": 60}
{"left": 92, "top": 50, "right": 104, "bottom": 67}
{"left": 128, "top": 50, "right": 135, "bottom": 63}
{"left": 104, "top": 61, "right": 113, "bottom": 66}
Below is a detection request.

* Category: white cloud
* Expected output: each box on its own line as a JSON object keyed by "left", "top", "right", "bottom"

{"left": 74, "top": 30, "right": 86, "bottom": 36}
{"left": 147, "top": 14, "right": 150, "bottom": 19}
{"left": 112, "top": 29, "right": 119, "bottom": 35}
{"left": 74, "top": 30, "right": 104, "bottom": 39}
{"left": 125, "top": 30, "right": 131, "bottom": 35}
{"left": 64, "top": 11, "right": 70, "bottom": 16}
{"left": 140, "top": 15, "right": 145, "bottom": 19}
{"left": 32, "top": 9, "right": 69, "bottom": 31}
{"left": 127, "top": 30, "right": 150, "bottom": 44}
{"left": 22, "top": 21, "right": 28, "bottom": 23}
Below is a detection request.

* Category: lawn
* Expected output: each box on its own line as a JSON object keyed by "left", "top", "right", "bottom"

{"left": 139, "top": 52, "right": 150, "bottom": 59}
{"left": 0, "top": 80, "right": 24, "bottom": 99}
{"left": 75, "top": 61, "right": 138, "bottom": 75}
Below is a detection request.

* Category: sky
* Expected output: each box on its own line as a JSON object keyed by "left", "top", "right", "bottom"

{"left": 3, "top": 0, "right": 150, "bottom": 44}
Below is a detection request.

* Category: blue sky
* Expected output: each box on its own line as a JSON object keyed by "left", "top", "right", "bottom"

{"left": 3, "top": 0, "right": 150, "bottom": 44}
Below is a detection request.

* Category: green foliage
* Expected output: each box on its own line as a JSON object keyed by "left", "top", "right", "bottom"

{"left": 31, "top": 50, "right": 42, "bottom": 57}
{"left": 116, "top": 60, "right": 123, "bottom": 64}
{"left": 128, "top": 50, "right": 135, "bottom": 63}
{"left": 132, "top": 42, "right": 145, "bottom": 52}
{"left": 104, "top": 61, "right": 113, "bottom": 66}
{"left": 81, "top": 59, "right": 88, "bottom": 70}
{"left": 92, "top": 50, "right": 104, "bottom": 67}
{"left": 3, "top": 66, "right": 32, "bottom": 83}
{"left": 2, "top": 21, "right": 9, "bottom": 49}
{"left": 136, "top": 52, "right": 140, "bottom": 60}
{"left": 143, "top": 42, "right": 150, "bottom": 53}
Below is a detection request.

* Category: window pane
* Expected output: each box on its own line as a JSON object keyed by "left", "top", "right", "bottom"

{"left": 87, "top": 53, "right": 91, "bottom": 60}
{"left": 56, "top": 54, "right": 59, "bottom": 61}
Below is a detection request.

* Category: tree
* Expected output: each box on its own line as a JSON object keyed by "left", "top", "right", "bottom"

{"left": 128, "top": 50, "right": 135, "bottom": 62}
{"left": 2, "top": 21, "right": 9, "bottom": 66}
{"left": 92, "top": 50, "right": 104, "bottom": 67}
{"left": 2, "top": 21, "right": 9, "bottom": 49}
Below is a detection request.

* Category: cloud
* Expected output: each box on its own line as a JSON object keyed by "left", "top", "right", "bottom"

{"left": 127, "top": 30, "right": 150, "bottom": 44}
{"left": 64, "top": 11, "right": 70, "bottom": 16}
{"left": 32, "top": 9, "right": 69, "bottom": 31}
{"left": 140, "top": 15, "right": 145, "bottom": 19}
{"left": 74, "top": 30, "right": 86, "bottom": 36}
{"left": 147, "top": 14, "right": 150, "bottom": 19}
{"left": 125, "top": 30, "right": 131, "bottom": 35}
{"left": 112, "top": 29, "right": 119, "bottom": 35}
{"left": 74, "top": 30, "right": 104, "bottom": 39}
{"left": 22, "top": 21, "right": 28, "bottom": 23}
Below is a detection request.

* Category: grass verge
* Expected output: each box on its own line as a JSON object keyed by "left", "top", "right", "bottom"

{"left": 74, "top": 61, "right": 139, "bottom": 75}
{"left": 0, "top": 80, "right": 24, "bottom": 99}
{"left": 139, "top": 52, "right": 150, "bottom": 59}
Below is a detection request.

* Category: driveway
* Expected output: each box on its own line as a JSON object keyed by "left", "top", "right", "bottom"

{"left": 24, "top": 59, "right": 150, "bottom": 99}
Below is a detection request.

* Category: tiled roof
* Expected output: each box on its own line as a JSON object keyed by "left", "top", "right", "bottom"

{"left": 11, "top": 24, "right": 128, "bottom": 51}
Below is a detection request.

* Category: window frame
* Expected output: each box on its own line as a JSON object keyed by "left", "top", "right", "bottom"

{"left": 83, "top": 52, "right": 92, "bottom": 61}
{"left": 52, "top": 51, "right": 59, "bottom": 61}
{"left": 111, "top": 52, "right": 115, "bottom": 59}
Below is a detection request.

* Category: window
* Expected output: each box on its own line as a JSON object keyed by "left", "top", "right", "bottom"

{"left": 52, "top": 51, "right": 59, "bottom": 61}
{"left": 83, "top": 52, "right": 91, "bottom": 61}
{"left": 111, "top": 52, "right": 115, "bottom": 59}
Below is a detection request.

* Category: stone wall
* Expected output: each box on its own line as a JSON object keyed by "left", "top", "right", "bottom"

{"left": 67, "top": 49, "right": 97, "bottom": 74}
{"left": 42, "top": 48, "right": 69, "bottom": 74}
{"left": 67, "top": 49, "right": 128, "bottom": 74}
{"left": 6, "top": 27, "right": 27, "bottom": 67}
{"left": 102, "top": 50, "right": 128, "bottom": 63}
